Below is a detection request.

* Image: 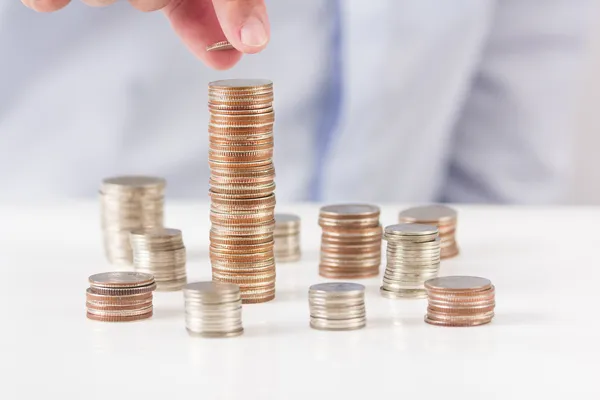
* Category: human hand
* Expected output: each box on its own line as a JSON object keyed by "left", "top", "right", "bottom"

{"left": 21, "top": 0, "right": 270, "bottom": 70}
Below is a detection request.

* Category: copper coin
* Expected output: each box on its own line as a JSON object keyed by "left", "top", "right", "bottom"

{"left": 206, "top": 41, "right": 235, "bottom": 51}
{"left": 319, "top": 204, "right": 380, "bottom": 219}
{"left": 86, "top": 310, "right": 153, "bottom": 322}
{"left": 85, "top": 288, "right": 152, "bottom": 303}
{"left": 86, "top": 301, "right": 153, "bottom": 311}
{"left": 424, "top": 316, "right": 493, "bottom": 327}
{"left": 319, "top": 269, "right": 379, "bottom": 279}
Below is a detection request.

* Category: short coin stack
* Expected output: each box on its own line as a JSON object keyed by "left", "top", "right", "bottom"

{"left": 399, "top": 205, "right": 459, "bottom": 259}
{"left": 208, "top": 79, "right": 277, "bottom": 304}
{"left": 183, "top": 281, "right": 244, "bottom": 338}
{"left": 380, "top": 223, "right": 441, "bottom": 299}
{"left": 100, "top": 176, "right": 165, "bottom": 265}
{"left": 86, "top": 272, "right": 156, "bottom": 322}
{"left": 130, "top": 228, "right": 187, "bottom": 291}
{"left": 424, "top": 276, "right": 495, "bottom": 327}
{"left": 274, "top": 213, "right": 301, "bottom": 262}
{"left": 308, "top": 283, "right": 366, "bottom": 331}
{"left": 318, "top": 204, "right": 382, "bottom": 279}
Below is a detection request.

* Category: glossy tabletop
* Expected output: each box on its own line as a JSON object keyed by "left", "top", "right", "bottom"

{"left": 1, "top": 202, "right": 598, "bottom": 399}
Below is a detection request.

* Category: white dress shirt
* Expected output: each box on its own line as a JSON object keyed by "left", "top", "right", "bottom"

{"left": 0, "top": 0, "right": 594, "bottom": 203}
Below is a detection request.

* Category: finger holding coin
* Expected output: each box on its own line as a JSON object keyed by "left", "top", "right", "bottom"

{"left": 21, "top": 0, "right": 71, "bottom": 12}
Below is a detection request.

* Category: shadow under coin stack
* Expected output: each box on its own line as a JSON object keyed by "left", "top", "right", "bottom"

{"left": 130, "top": 228, "right": 187, "bottom": 291}
{"left": 274, "top": 213, "right": 301, "bottom": 262}
{"left": 399, "top": 205, "right": 459, "bottom": 259}
{"left": 100, "top": 176, "right": 165, "bottom": 265}
{"left": 86, "top": 272, "right": 156, "bottom": 322}
{"left": 424, "top": 276, "right": 495, "bottom": 327}
{"left": 318, "top": 204, "right": 382, "bottom": 279}
{"left": 208, "top": 79, "right": 276, "bottom": 304}
{"left": 308, "top": 283, "right": 366, "bottom": 331}
{"left": 380, "top": 224, "right": 441, "bottom": 299}
{"left": 183, "top": 281, "right": 244, "bottom": 338}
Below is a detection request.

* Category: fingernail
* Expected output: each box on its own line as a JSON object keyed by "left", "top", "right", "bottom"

{"left": 240, "top": 16, "right": 268, "bottom": 47}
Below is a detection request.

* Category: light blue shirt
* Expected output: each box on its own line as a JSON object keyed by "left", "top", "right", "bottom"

{"left": 0, "top": 0, "right": 595, "bottom": 204}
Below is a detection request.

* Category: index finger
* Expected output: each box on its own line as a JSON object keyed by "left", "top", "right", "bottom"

{"left": 22, "top": 0, "right": 71, "bottom": 12}
{"left": 164, "top": 0, "right": 243, "bottom": 70}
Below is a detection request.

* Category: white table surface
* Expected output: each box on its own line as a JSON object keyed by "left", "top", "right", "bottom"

{"left": 1, "top": 201, "right": 598, "bottom": 399}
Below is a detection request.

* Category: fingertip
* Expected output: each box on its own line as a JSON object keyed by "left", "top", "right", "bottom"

{"left": 211, "top": 0, "right": 270, "bottom": 55}
{"left": 28, "top": 0, "right": 71, "bottom": 12}
{"left": 237, "top": 15, "right": 270, "bottom": 53}
{"left": 128, "top": 0, "right": 171, "bottom": 12}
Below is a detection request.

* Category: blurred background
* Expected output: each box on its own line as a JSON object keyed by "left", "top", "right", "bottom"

{"left": 2, "top": 1, "right": 600, "bottom": 204}
{"left": 572, "top": 18, "right": 600, "bottom": 205}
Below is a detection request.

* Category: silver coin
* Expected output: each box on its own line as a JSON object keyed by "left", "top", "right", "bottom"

{"left": 424, "top": 276, "right": 492, "bottom": 292}
{"left": 102, "top": 176, "right": 166, "bottom": 189}
{"left": 209, "top": 79, "right": 273, "bottom": 89}
{"left": 275, "top": 213, "right": 301, "bottom": 225}
{"left": 319, "top": 204, "right": 380, "bottom": 217}
{"left": 384, "top": 223, "right": 438, "bottom": 236}
{"left": 88, "top": 272, "right": 155, "bottom": 288}
{"left": 184, "top": 281, "right": 240, "bottom": 295}
{"left": 380, "top": 287, "right": 427, "bottom": 299}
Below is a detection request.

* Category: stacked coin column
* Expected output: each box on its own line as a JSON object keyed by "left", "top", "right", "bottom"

{"left": 274, "top": 213, "right": 301, "bottom": 262}
{"left": 86, "top": 272, "right": 156, "bottom": 322}
{"left": 424, "top": 276, "right": 495, "bottom": 327}
{"left": 318, "top": 204, "right": 382, "bottom": 279}
{"left": 100, "top": 176, "right": 165, "bottom": 265}
{"left": 207, "top": 79, "right": 276, "bottom": 303}
{"left": 380, "top": 223, "right": 441, "bottom": 299}
{"left": 183, "top": 281, "right": 244, "bottom": 338}
{"left": 130, "top": 228, "right": 187, "bottom": 291}
{"left": 309, "top": 283, "right": 366, "bottom": 331}
{"left": 399, "top": 205, "right": 459, "bottom": 259}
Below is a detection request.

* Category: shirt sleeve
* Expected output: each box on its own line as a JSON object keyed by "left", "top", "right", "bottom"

{"left": 439, "top": 0, "right": 596, "bottom": 204}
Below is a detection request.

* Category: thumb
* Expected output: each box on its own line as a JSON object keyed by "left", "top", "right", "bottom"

{"left": 211, "top": 0, "right": 270, "bottom": 54}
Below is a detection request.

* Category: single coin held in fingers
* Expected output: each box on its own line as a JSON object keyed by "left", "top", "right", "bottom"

{"left": 207, "top": 41, "right": 236, "bottom": 52}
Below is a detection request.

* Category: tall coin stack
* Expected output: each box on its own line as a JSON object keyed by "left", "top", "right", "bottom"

{"left": 399, "top": 205, "right": 459, "bottom": 259}
{"left": 130, "top": 228, "right": 187, "bottom": 291}
{"left": 424, "top": 276, "right": 495, "bottom": 327}
{"left": 308, "top": 283, "right": 366, "bottom": 331}
{"left": 274, "top": 213, "right": 301, "bottom": 262}
{"left": 86, "top": 272, "right": 156, "bottom": 322}
{"left": 100, "top": 176, "right": 165, "bottom": 265}
{"left": 380, "top": 223, "right": 441, "bottom": 299}
{"left": 183, "top": 281, "right": 244, "bottom": 338}
{"left": 208, "top": 79, "right": 276, "bottom": 304}
{"left": 318, "top": 204, "right": 382, "bottom": 279}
